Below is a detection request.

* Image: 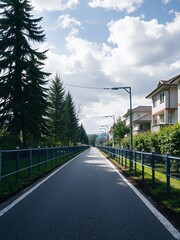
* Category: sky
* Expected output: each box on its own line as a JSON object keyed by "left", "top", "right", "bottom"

{"left": 31, "top": 0, "right": 180, "bottom": 134}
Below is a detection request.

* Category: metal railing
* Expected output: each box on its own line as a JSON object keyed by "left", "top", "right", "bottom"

{"left": 0, "top": 145, "right": 89, "bottom": 184}
{"left": 97, "top": 146, "right": 180, "bottom": 197}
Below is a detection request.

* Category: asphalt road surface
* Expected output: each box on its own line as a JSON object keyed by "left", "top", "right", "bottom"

{"left": 0, "top": 147, "right": 178, "bottom": 240}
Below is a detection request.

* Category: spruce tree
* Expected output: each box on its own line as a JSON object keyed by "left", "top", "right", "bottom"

{"left": 0, "top": 0, "right": 50, "bottom": 147}
{"left": 64, "top": 92, "right": 79, "bottom": 145}
{"left": 47, "top": 74, "right": 65, "bottom": 143}
{"left": 79, "top": 124, "right": 89, "bottom": 145}
{"left": 88, "top": 134, "right": 98, "bottom": 147}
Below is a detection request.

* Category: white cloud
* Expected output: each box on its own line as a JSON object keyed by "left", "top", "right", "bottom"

{"left": 43, "top": 13, "right": 180, "bottom": 133}
{"left": 31, "top": 0, "right": 79, "bottom": 11}
{"left": 170, "top": 60, "right": 180, "bottom": 69}
{"left": 57, "top": 14, "right": 81, "bottom": 29}
{"left": 162, "top": 0, "right": 171, "bottom": 4}
{"left": 88, "top": 0, "right": 143, "bottom": 13}
{"left": 102, "top": 14, "right": 180, "bottom": 79}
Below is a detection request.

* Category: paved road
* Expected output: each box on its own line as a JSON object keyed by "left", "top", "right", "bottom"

{"left": 0, "top": 147, "right": 178, "bottom": 240}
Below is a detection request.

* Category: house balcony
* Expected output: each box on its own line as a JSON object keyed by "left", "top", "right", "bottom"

{"left": 152, "top": 123, "right": 173, "bottom": 132}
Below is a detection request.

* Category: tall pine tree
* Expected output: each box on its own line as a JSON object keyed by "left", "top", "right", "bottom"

{"left": 0, "top": 0, "right": 50, "bottom": 147}
{"left": 64, "top": 92, "right": 79, "bottom": 145}
{"left": 47, "top": 74, "right": 65, "bottom": 143}
{"left": 79, "top": 124, "right": 89, "bottom": 145}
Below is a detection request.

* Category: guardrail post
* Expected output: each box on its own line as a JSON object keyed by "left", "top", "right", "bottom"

{"left": 123, "top": 150, "right": 124, "bottom": 167}
{"left": 141, "top": 150, "right": 144, "bottom": 182}
{"left": 134, "top": 151, "right": 137, "bottom": 175}
{"left": 56, "top": 146, "right": 58, "bottom": 164}
{"left": 45, "top": 146, "right": 48, "bottom": 168}
{"left": 151, "top": 152, "right": 155, "bottom": 188}
{"left": 118, "top": 148, "right": 120, "bottom": 164}
{"left": 121, "top": 149, "right": 122, "bottom": 164}
{"left": 125, "top": 150, "right": 127, "bottom": 169}
{"left": 0, "top": 149, "right": 2, "bottom": 182}
{"left": 166, "top": 153, "right": 170, "bottom": 198}
{"left": 38, "top": 146, "right": 41, "bottom": 171}
{"left": 60, "top": 148, "right": 63, "bottom": 163}
{"left": 119, "top": 149, "right": 121, "bottom": 166}
{"left": 16, "top": 147, "right": 19, "bottom": 183}
{"left": 129, "top": 150, "right": 132, "bottom": 171}
{"left": 58, "top": 146, "right": 61, "bottom": 163}
{"left": 29, "top": 148, "right": 32, "bottom": 178}
{"left": 50, "top": 146, "right": 53, "bottom": 166}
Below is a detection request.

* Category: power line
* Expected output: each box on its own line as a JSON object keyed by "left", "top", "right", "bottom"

{"left": 64, "top": 83, "right": 130, "bottom": 91}
{"left": 64, "top": 83, "right": 105, "bottom": 90}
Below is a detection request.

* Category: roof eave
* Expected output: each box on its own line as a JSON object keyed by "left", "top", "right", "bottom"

{"left": 146, "top": 83, "right": 177, "bottom": 99}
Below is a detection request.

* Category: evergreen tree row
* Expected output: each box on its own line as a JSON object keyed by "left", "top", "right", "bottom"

{"left": 47, "top": 74, "right": 89, "bottom": 147}
{"left": 0, "top": 0, "right": 88, "bottom": 148}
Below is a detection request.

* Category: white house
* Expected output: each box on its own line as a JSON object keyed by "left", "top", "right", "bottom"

{"left": 146, "top": 74, "right": 180, "bottom": 132}
{"left": 123, "top": 106, "right": 152, "bottom": 134}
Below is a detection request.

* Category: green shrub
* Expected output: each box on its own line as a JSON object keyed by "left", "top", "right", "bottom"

{"left": 121, "top": 136, "right": 130, "bottom": 149}
{"left": 0, "top": 131, "right": 18, "bottom": 149}
{"left": 120, "top": 123, "right": 180, "bottom": 156}
{"left": 157, "top": 123, "right": 180, "bottom": 156}
{"left": 133, "top": 132, "right": 150, "bottom": 152}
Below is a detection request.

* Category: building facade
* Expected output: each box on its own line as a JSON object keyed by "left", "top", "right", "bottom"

{"left": 123, "top": 106, "right": 152, "bottom": 135}
{"left": 146, "top": 74, "right": 180, "bottom": 131}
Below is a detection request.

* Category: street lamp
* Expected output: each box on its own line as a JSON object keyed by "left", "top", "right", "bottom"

{"left": 98, "top": 127, "right": 107, "bottom": 146}
{"left": 101, "top": 125, "right": 109, "bottom": 145}
{"left": 104, "top": 87, "right": 133, "bottom": 150}
{"left": 102, "top": 115, "right": 115, "bottom": 147}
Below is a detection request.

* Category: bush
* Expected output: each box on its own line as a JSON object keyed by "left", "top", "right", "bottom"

{"left": 121, "top": 136, "right": 130, "bottom": 149}
{"left": 120, "top": 123, "right": 180, "bottom": 156}
{"left": 133, "top": 132, "right": 150, "bottom": 152}
{"left": 0, "top": 131, "right": 18, "bottom": 149}
{"left": 157, "top": 123, "right": 180, "bottom": 156}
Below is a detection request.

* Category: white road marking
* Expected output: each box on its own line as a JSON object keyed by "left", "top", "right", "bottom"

{"left": 99, "top": 151, "right": 180, "bottom": 240}
{"left": 0, "top": 151, "right": 87, "bottom": 217}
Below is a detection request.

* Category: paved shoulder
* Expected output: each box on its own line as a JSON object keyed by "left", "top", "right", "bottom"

{"left": 0, "top": 147, "right": 178, "bottom": 240}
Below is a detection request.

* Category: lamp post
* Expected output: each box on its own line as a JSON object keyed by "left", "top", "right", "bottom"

{"left": 101, "top": 125, "right": 109, "bottom": 145}
{"left": 99, "top": 127, "right": 107, "bottom": 146}
{"left": 104, "top": 87, "right": 133, "bottom": 150}
{"left": 102, "top": 115, "right": 115, "bottom": 147}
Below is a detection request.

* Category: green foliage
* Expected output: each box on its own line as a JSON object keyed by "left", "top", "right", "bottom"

{"left": 0, "top": 2, "right": 89, "bottom": 149}
{"left": 0, "top": 0, "right": 50, "bottom": 147}
{"left": 133, "top": 131, "right": 159, "bottom": 152}
{"left": 158, "top": 123, "right": 180, "bottom": 156}
{"left": 121, "top": 136, "right": 130, "bottom": 149}
{"left": 113, "top": 117, "right": 130, "bottom": 145}
{"left": 88, "top": 134, "right": 98, "bottom": 146}
{"left": 78, "top": 124, "right": 89, "bottom": 145}
{"left": 63, "top": 92, "right": 79, "bottom": 145}
{"left": 47, "top": 74, "right": 65, "bottom": 143}
{"left": 121, "top": 123, "right": 180, "bottom": 156}
{"left": 47, "top": 76, "right": 89, "bottom": 147}
{"left": 0, "top": 131, "right": 18, "bottom": 149}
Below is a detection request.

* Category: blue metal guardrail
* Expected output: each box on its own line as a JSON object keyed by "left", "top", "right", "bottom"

{"left": 0, "top": 145, "right": 89, "bottom": 184}
{"left": 97, "top": 146, "right": 180, "bottom": 197}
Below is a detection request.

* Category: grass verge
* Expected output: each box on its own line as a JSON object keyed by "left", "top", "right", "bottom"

{"left": 101, "top": 151, "right": 180, "bottom": 230}
{"left": 0, "top": 152, "right": 81, "bottom": 204}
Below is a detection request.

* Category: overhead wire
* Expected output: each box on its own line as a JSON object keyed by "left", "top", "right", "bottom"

{"left": 64, "top": 83, "right": 106, "bottom": 90}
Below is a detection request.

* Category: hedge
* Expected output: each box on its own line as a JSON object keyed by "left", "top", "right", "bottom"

{"left": 120, "top": 123, "right": 180, "bottom": 156}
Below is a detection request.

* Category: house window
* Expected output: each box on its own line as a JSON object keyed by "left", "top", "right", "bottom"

{"left": 153, "top": 97, "right": 156, "bottom": 107}
{"left": 160, "top": 92, "right": 164, "bottom": 103}
{"left": 140, "top": 124, "right": 144, "bottom": 131}
{"left": 168, "top": 115, "right": 172, "bottom": 124}
{"left": 136, "top": 113, "right": 140, "bottom": 118}
{"left": 153, "top": 116, "right": 157, "bottom": 125}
